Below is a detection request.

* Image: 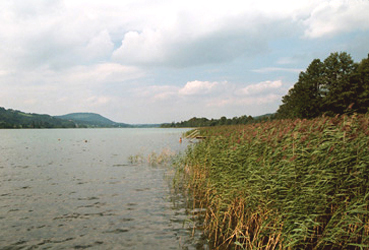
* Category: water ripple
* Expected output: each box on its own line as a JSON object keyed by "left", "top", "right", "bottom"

{"left": 0, "top": 128, "right": 207, "bottom": 249}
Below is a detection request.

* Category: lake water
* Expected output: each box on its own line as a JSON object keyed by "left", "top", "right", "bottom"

{"left": 0, "top": 128, "right": 208, "bottom": 250}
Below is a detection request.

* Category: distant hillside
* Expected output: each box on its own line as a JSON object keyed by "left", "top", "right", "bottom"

{"left": 55, "top": 113, "right": 131, "bottom": 128}
{"left": 0, "top": 107, "right": 76, "bottom": 128}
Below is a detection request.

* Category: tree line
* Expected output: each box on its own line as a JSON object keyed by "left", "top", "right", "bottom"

{"left": 160, "top": 114, "right": 276, "bottom": 128}
{"left": 276, "top": 52, "right": 369, "bottom": 119}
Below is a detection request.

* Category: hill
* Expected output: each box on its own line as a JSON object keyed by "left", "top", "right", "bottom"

{"left": 55, "top": 112, "right": 130, "bottom": 128}
{"left": 0, "top": 107, "right": 76, "bottom": 128}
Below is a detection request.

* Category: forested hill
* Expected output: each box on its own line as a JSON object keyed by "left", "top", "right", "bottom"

{"left": 0, "top": 108, "right": 158, "bottom": 128}
{"left": 55, "top": 113, "right": 130, "bottom": 128}
{"left": 0, "top": 107, "right": 76, "bottom": 128}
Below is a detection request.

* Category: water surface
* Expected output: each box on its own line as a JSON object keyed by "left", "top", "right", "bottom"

{"left": 0, "top": 128, "right": 207, "bottom": 249}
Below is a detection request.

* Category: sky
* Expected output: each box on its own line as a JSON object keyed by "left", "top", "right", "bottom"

{"left": 1, "top": 0, "right": 369, "bottom": 124}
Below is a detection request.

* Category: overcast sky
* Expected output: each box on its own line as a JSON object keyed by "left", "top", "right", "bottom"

{"left": 1, "top": 0, "right": 369, "bottom": 124}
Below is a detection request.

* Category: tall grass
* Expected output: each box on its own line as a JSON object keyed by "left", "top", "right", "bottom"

{"left": 174, "top": 114, "right": 369, "bottom": 249}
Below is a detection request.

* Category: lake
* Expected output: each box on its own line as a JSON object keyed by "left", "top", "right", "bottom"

{"left": 0, "top": 128, "right": 208, "bottom": 249}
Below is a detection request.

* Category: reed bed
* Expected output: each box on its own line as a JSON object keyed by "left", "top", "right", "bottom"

{"left": 174, "top": 114, "right": 369, "bottom": 249}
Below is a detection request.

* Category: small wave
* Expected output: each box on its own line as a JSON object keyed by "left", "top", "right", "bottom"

{"left": 77, "top": 196, "right": 99, "bottom": 201}
{"left": 134, "top": 188, "right": 151, "bottom": 192}
{"left": 77, "top": 202, "right": 106, "bottom": 208}
{"left": 103, "top": 228, "right": 129, "bottom": 234}
{"left": 112, "top": 163, "right": 130, "bottom": 167}
{"left": 53, "top": 211, "right": 117, "bottom": 221}
{"left": 74, "top": 241, "right": 104, "bottom": 249}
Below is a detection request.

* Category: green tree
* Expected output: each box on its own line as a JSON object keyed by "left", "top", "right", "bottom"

{"left": 321, "top": 52, "right": 357, "bottom": 114}
{"left": 277, "top": 59, "right": 324, "bottom": 118}
{"left": 295, "top": 59, "right": 325, "bottom": 118}
{"left": 351, "top": 54, "right": 369, "bottom": 113}
{"left": 219, "top": 116, "right": 227, "bottom": 125}
{"left": 277, "top": 52, "right": 368, "bottom": 119}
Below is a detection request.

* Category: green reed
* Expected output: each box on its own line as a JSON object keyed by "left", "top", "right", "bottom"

{"left": 128, "top": 148, "right": 177, "bottom": 167}
{"left": 174, "top": 114, "right": 369, "bottom": 249}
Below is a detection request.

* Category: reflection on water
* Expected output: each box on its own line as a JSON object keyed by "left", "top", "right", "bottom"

{"left": 0, "top": 128, "right": 209, "bottom": 249}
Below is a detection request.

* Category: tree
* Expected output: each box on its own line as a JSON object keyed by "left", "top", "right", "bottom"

{"left": 351, "top": 54, "right": 369, "bottom": 113}
{"left": 277, "top": 59, "right": 324, "bottom": 118}
{"left": 295, "top": 59, "right": 325, "bottom": 118}
{"left": 277, "top": 52, "right": 368, "bottom": 119}
{"left": 321, "top": 52, "right": 357, "bottom": 114}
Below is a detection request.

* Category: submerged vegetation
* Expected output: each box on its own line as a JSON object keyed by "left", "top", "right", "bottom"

{"left": 128, "top": 148, "right": 177, "bottom": 167}
{"left": 174, "top": 114, "right": 369, "bottom": 249}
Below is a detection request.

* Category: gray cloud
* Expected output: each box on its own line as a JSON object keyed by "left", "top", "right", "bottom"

{"left": 111, "top": 13, "right": 295, "bottom": 68}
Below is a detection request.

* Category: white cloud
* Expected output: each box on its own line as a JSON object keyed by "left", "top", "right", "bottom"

{"left": 0, "top": 62, "right": 144, "bottom": 116}
{"left": 240, "top": 80, "right": 283, "bottom": 95}
{"left": 84, "top": 30, "right": 114, "bottom": 60}
{"left": 128, "top": 79, "right": 285, "bottom": 119}
{"left": 179, "top": 80, "right": 220, "bottom": 96}
{"left": 63, "top": 63, "right": 144, "bottom": 84}
{"left": 0, "top": 70, "right": 9, "bottom": 76}
{"left": 133, "top": 85, "right": 179, "bottom": 101}
{"left": 1, "top": 0, "right": 366, "bottom": 71}
{"left": 86, "top": 95, "right": 112, "bottom": 106}
{"left": 131, "top": 79, "right": 284, "bottom": 104}
{"left": 110, "top": 0, "right": 369, "bottom": 68}
{"left": 0, "top": 63, "right": 143, "bottom": 89}
{"left": 0, "top": 0, "right": 119, "bottom": 70}
{"left": 111, "top": 0, "right": 311, "bottom": 67}
{"left": 304, "top": 1, "right": 369, "bottom": 38}
{"left": 112, "top": 29, "right": 169, "bottom": 66}
{"left": 206, "top": 93, "right": 281, "bottom": 108}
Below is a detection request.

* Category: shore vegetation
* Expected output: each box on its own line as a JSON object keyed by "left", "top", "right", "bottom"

{"left": 174, "top": 114, "right": 369, "bottom": 249}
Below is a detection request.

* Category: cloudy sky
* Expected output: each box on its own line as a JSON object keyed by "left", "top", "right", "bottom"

{"left": 1, "top": 0, "right": 369, "bottom": 124}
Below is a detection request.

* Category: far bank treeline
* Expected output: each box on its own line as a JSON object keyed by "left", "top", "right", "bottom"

{"left": 161, "top": 114, "right": 274, "bottom": 128}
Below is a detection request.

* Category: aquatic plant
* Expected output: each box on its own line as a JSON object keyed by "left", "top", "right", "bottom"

{"left": 128, "top": 148, "right": 176, "bottom": 167}
{"left": 148, "top": 148, "right": 176, "bottom": 167}
{"left": 174, "top": 114, "right": 369, "bottom": 249}
{"left": 128, "top": 153, "right": 145, "bottom": 164}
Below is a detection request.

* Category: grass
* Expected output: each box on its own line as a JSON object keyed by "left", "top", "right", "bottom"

{"left": 173, "top": 114, "right": 369, "bottom": 249}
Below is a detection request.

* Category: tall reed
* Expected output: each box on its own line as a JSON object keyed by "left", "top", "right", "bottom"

{"left": 174, "top": 114, "right": 369, "bottom": 249}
